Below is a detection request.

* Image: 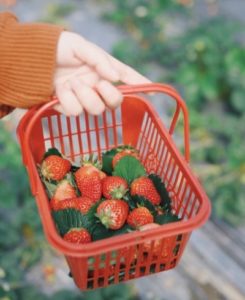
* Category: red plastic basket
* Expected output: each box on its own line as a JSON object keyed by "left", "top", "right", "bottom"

{"left": 17, "top": 83, "right": 211, "bottom": 290}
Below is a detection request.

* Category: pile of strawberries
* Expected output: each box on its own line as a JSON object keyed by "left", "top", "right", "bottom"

{"left": 39, "top": 146, "right": 177, "bottom": 245}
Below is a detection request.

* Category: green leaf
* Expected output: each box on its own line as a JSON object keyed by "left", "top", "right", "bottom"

{"left": 43, "top": 147, "right": 62, "bottom": 159}
{"left": 92, "top": 223, "right": 132, "bottom": 242}
{"left": 148, "top": 174, "right": 172, "bottom": 213}
{"left": 102, "top": 148, "right": 118, "bottom": 175}
{"left": 155, "top": 213, "right": 180, "bottom": 225}
{"left": 102, "top": 145, "right": 137, "bottom": 175}
{"left": 113, "top": 156, "right": 146, "bottom": 184}
{"left": 52, "top": 209, "right": 97, "bottom": 236}
{"left": 71, "top": 165, "right": 80, "bottom": 172}
{"left": 41, "top": 178, "right": 57, "bottom": 199}
{"left": 65, "top": 172, "right": 81, "bottom": 196}
{"left": 128, "top": 195, "right": 157, "bottom": 218}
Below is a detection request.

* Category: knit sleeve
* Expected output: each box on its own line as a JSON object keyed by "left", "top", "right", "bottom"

{"left": 0, "top": 12, "right": 64, "bottom": 118}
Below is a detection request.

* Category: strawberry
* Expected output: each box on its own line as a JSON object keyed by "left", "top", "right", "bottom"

{"left": 77, "top": 196, "right": 95, "bottom": 214}
{"left": 63, "top": 228, "right": 91, "bottom": 244}
{"left": 50, "top": 196, "right": 94, "bottom": 214}
{"left": 131, "top": 177, "right": 161, "bottom": 205}
{"left": 81, "top": 155, "right": 106, "bottom": 180}
{"left": 118, "top": 246, "right": 137, "bottom": 265}
{"left": 112, "top": 149, "right": 140, "bottom": 168}
{"left": 51, "top": 179, "right": 77, "bottom": 202}
{"left": 50, "top": 197, "right": 76, "bottom": 211}
{"left": 41, "top": 155, "right": 71, "bottom": 181}
{"left": 102, "top": 176, "right": 128, "bottom": 199}
{"left": 139, "top": 223, "right": 171, "bottom": 259}
{"left": 75, "top": 166, "right": 102, "bottom": 202}
{"left": 96, "top": 200, "right": 129, "bottom": 230}
{"left": 127, "top": 207, "right": 153, "bottom": 229}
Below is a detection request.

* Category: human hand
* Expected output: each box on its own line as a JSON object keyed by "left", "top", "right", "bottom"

{"left": 54, "top": 31, "right": 151, "bottom": 116}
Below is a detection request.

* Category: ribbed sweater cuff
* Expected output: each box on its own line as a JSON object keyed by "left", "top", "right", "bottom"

{"left": 0, "top": 12, "right": 64, "bottom": 109}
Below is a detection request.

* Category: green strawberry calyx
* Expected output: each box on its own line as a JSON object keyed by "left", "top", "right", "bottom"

{"left": 110, "top": 185, "right": 128, "bottom": 199}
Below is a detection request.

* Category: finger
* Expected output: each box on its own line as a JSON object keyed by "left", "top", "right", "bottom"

{"left": 96, "top": 80, "right": 123, "bottom": 109}
{"left": 55, "top": 82, "right": 83, "bottom": 116}
{"left": 54, "top": 103, "right": 69, "bottom": 115}
{"left": 70, "top": 78, "right": 105, "bottom": 115}
{"left": 78, "top": 71, "right": 100, "bottom": 87}
{"left": 74, "top": 40, "right": 120, "bottom": 82}
{"left": 108, "top": 55, "right": 151, "bottom": 84}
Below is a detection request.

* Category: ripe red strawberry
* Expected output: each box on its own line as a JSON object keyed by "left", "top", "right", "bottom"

{"left": 41, "top": 155, "right": 71, "bottom": 181}
{"left": 96, "top": 200, "right": 129, "bottom": 230}
{"left": 50, "top": 197, "right": 76, "bottom": 211}
{"left": 112, "top": 149, "right": 140, "bottom": 168}
{"left": 102, "top": 176, "right": 128, "bottom": 199}
{"left": 139, "top": 223, "right": 171, "bottom": 259}
{"left": 51, "top": 179, "right": 77, "bottom": 202}
{"left": 131, "top": 177, "right": 161, "bottom": 205}
{"left": 75, "top": 166, "right": 102, "bottom": 202}
{"left": 76, "top": 196, "right": 95, "bottom": 214}
{"left": 63, "top": 228, "right": 91, "bottom": 244}
{"left": 81, "top": 156, "right": 106, "bottom": 180}
{"left": 118, "top": 246, "right": 137, "bottom": 264}
{"left": 127, "top": 207, "right": 153, "bottom": 229}
{"left": 50, "top": 196, "right": 94, "bottom": 214}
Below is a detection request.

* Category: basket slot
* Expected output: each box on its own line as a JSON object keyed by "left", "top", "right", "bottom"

{"left": 155, "top": 139, "right": 166, "bottom": 175}
{"left": 192, "top": 197, "right": 201, "bottom": 217}
{"left": 102, "top": 112, "right": 110, "bottom": 149}
{"left": 92, "top": 255, "right": 101, "bottom": 289}
{"left": 162, "top": 152, "right": 172, "bottom": 183}
{"left": 67, "top": 117, "right": 77, "bottom": 160}
{"left": 113, "top": 248, "right": 123, "bottom": 284}
{"left": 140, "top": 113, "right": 155, "bottom": 165}
{"left": 103, "top": 252, "right": 112, "bottom": 286}
{"left": 136, "top": 111, "right": 149, "bottom": 153}
{"left": 168, "top": 164, "right": 179, "bottom": 193}
{"left": 164, "top": 157, "right": 175, "bottom": 185}
{"left": 70, "top": 134, "right": 79, "bottom": 156}
{"left": 40, "top": 107, "right": 123, "bottom": 163}
{"left": 187, "top": 192, "right": 196, "bottom": 218}
{"left": 144, "top": 241, "right": 157, "bottom": 275}
{"left": 178, "top": 183, "right": 191, "bottom": 219}
{"left": 84, "top": 113, "right": 93, "bottom": 155}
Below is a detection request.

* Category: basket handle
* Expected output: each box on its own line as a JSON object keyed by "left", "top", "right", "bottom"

{"left": 23, "top": 83, "right": 189, "bottom": 195}
{"left": 118, "top": 83, "right": 190, "bottom": 162}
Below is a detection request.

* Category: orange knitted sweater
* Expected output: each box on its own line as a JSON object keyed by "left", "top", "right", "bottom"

{"left": 0, "top": 12, "right": 63, "bottom": 119}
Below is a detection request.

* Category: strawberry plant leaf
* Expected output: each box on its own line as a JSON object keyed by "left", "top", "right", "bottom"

{"left": 155, "top": 213, "right": 180, "bottom": 225}
{"left": 148, "top": 174, "right": 172, "bottom": 213}
{"left": 52, "top": 209, "right": 96, "bottom": 236}
{"left": 102, "top": 145, "right": 136, "bottom": 175}
{"left": 92, "top": 223, "right": 131, "bottom": 241}
{"left": 37, "top": 165, "right": 58, "bottom": 199}
{"left": 71, "top": 165, "right": 80, "bottom": 172}
{"left": 42, "top": 178, "right": 57, "bottom": 200}
{"left": 113, "top": 156, "right": 146, "bottom": 184}
{"left": 128, "top": 195, "right": 158, "bottom": 218}
{"left": 43, "top": 147, "right": 62, "bottom": 159}
{"left": 65, "top": 172, "right": 81, "bottom": 196}
{"left": 102, "top": 148, "right": 118, "bottom": 175}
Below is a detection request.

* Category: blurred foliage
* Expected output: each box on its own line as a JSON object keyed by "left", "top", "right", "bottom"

{"left": 106, "top": 1, "right": 245, "bottom": 225}
{"left": 39, "top": 3, "right": 76, "bottom": 25}
{"left": 0, "top": 124, "right": 138, "bottom": 298}
{"left": 160, "top": 19, "right": 245, "bottom": 114}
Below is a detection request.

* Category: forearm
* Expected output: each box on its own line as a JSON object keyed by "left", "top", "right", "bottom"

{"left": 0, "top": 12, "right": 63, "bottom": 118}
